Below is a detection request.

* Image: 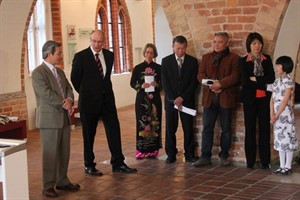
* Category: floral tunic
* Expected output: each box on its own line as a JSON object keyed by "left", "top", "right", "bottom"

{"left": 272, "top": 75, "right": 298, "bottom": 152}
{"left": 130, "top": 61, "right": 162, "bottom": 154}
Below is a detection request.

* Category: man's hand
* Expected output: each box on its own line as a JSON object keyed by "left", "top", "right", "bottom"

{"left": 62, "top": 98, "right": 72, "bottom": 110}
{"left": 209, "top": 80, "right": 222, "bottom": 93}
{"left": 174, "top": 96, "right": 183, "bottom": 111}
{"left": 62, "top": 98, "right": 74, "bottom": 116}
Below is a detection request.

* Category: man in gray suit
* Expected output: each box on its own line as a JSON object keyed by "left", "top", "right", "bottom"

{"left": 32, "top": 40, "right": 80, "bottom": 198}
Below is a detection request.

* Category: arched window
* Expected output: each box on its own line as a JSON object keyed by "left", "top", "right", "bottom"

{"left": 27, "top": 0, "right": 47, "bottom": 74}
{"left": 96, "top": 0, "right": 133, "bottom": 74}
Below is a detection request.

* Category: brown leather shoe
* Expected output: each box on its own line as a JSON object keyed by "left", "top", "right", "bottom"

{"left": 43, "top": 188, "right": 58, "bottom": 198}
{"left": 56, "top": 183, "right": 80, "bottom": 191}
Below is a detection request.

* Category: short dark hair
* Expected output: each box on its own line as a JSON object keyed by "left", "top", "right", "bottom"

{"left": 245, "top": 32, "right": 264, "bottom": 53}
{"left": 173, "top": 35, "right": 187, "bottom": 45}
{"left": 42, "top": 40, "right": 61, "bottom": 59}
{"left": 143, "top": 43, "right": 158, "bottom": 58}
{"left": 276, "top": 56, "right": 294, "bottom": 74}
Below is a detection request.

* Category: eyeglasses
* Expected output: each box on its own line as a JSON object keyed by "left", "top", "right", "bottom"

{"left": 91, "top": 39, "right": 104, "bottom": 45}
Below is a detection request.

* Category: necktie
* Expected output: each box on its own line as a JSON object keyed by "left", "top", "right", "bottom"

{"left": 53, "top": 68, "right": 65, "bottom": 98}
{"left": 53, "top": 68, "right": 74, "bottom": 116}
{"left": 177, "top": 57, "right": 182, "bottom": 76}
{"left": 95, "top": 53, "right": 104, "bottom": 78}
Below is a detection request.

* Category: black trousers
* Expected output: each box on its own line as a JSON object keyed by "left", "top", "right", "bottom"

{"left": 243, "top": 96, "right": 271, "bottom": 167}
{"left": 80, "top": 97, "right": 125, "bottom": 168}
{"left": 165, "top": 107, "right": 195, "bottom": 159}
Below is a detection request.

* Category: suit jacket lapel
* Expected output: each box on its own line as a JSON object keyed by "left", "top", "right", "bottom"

{"left": 172, "top": 55, "right": 180, "bottom": 79}
{"left": 42, "top": 63, "right": 65, "bottom": 97}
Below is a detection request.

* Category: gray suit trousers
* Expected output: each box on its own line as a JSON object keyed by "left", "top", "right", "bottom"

{"left": 40, "top": 114, "right": 71, "bottom": 190}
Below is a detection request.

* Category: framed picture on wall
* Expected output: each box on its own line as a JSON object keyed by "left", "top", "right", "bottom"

{"left": 67, "top": 25, "right": 76, "bottom": 40}
{"left": 79, "top": 28, "right": 93, "bottom": 38}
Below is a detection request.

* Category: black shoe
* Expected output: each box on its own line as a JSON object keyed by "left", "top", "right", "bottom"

{"left": 273, "top": 167, "right": 292, "bottom": 175}
{"left": 247, "top": 165, "right": 254, "bottom": 169}
{"left": 112, "top": 164, "right": 137, "bottom": 173}
{"left": 85, "top": 167, "right": 103, "bottom": 176}
{"left": 42, "top": 188, "right": 58, "bottom": 198}
{"left": 220, "top": 157, "right": 231, "bottom": 167}
{"left": 185, "top": 156, "right": 197, "bottom": 163}
{"left": 192, "top": 157, "right": 211, "bottom": 167}
{"left": 261, "top": 164, "right": 271, "bottom": 170}
{"left": 56, "top": 183, "right": 80, "bottom": 191}
{"left": 272, "top": 167, "right": 283, "bottom": 175}
{"left": 166, "top": 157, "right": 176, "bottom": 163}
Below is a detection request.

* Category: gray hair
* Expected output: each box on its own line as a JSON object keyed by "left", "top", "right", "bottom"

{"left": 42, "top": 40, "right": 61, "bottom": 59}
{"left": 214, "top": 32, "right": 229, "bottom": 41}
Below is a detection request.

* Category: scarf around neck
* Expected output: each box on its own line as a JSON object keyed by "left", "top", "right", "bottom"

{"left": 212, "top": 47, "right": 230, "bottom": 68}
{"left": 251, "top": 54, "right": 264, "bottom": 76}
{"left": 212, "top": 47, "right": 230, "bottom": 79}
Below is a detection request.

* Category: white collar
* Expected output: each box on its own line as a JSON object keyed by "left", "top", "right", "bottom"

{"left": 90, "top": 47, "right": 103, "bottom": 56}
{"left": 175, "top": 55, "right": 185, "bottom": 62}
{"left": 44, "top": 61, "right": 56, "bottom": 72}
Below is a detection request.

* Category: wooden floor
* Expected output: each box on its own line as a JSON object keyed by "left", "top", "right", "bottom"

{"left": 4, "top": 104, "right": 300, "bottom": 199}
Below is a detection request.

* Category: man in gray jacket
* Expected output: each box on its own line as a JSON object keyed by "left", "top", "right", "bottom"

{"left": 32, "top": 40, "right": 79, "bottom": 198}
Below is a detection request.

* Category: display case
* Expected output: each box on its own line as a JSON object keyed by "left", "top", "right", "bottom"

{"left": 0, "top": 139, "right": 29, "bottom": 200}
{"left": 0, "top": 120, "right": 27, "bottom": 139}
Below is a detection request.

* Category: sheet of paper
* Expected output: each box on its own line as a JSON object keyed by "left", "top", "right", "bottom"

{"left": 144, "top": 75, "right": 155, "bottom": 92}
{"left": 174, "top": 105, "right": 197, "bottom": 116}
{"left": 266, "top": 84, "right": 273, "bottom": 92}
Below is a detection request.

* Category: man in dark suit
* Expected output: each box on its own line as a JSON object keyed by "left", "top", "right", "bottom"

{"left": 32, "top": 40, "right": 80, "bottom": 198}
{"left": 71, "top": 30, "right": 137, "bottom": 176}
{"left": 193, "top": 32, "right": 240, "bottom": 167}
{"left": 161, "top": 35, "right": 199, "bottom": 163}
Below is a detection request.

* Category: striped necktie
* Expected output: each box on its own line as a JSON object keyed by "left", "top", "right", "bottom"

{"left": 53, "top": 68, "right": 65, "bottom": 98}
{"left": 95, "top": 53, "right": 104, "bottom": 78}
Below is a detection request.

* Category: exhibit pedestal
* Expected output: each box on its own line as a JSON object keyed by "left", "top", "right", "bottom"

{"left": 0, "top": 139, "right": 29, "bottom": 200}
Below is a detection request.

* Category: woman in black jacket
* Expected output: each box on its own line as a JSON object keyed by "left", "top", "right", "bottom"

{"left": 240, "top": 32, "right": 275, "bottom": 169}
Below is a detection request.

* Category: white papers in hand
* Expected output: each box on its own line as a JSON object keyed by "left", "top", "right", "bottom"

{"left": 202, "top": 79, "right": 214, "bottom": 86}
{"left": 174, "top": 105, "right": 197, "bottom": 116}
{"left": 144, "top": 75, "right": 155, "bottom": 92}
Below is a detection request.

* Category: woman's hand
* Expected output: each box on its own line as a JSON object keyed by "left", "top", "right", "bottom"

{"left": 150, "top": 81, "right": 158, "bottom": 87}
{"left": 142, "top": 83, "right": 150, "bottom": 89}
{"left": 250, "top": 76, "right": 257, "bottom": 82}
{"left": 270, "top": 114, "right": 278, "bottom": 124}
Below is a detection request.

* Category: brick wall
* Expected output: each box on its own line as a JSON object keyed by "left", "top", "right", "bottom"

{"left": 162, "top": 0, "right": 289, "bottom": 163}
{"left": 0, "top": 92, "right": 28, "bottom": 120}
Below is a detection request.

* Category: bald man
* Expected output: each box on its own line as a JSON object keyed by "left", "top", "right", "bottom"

{"left": 71, "top": 30, "right": 137, "bottom": 176}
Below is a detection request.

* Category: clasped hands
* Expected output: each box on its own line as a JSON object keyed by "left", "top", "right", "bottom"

{"left": 142, "top": 81, "right": 158, "bottom": 89}
{"left": 209, "top": 80, "right": 222, "bottom": 94}
{"left": 62, "top": 98, "right": 74, "bottom": 116}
